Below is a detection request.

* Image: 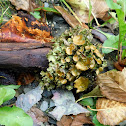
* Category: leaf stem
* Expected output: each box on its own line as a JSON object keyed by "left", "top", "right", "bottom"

{"left": 76, "top": 96, "right": 103, "bottom": 103}
{"left": 99, "top": 46, "right": 118, "bottom": 50}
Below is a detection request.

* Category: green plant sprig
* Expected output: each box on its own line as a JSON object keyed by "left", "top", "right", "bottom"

{"left": 103, "top": 0, "right": 126, "bottom": 61}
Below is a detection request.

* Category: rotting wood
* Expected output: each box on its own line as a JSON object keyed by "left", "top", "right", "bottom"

{"left": 0, "top": 12, "right": 53, "bottom": 68}
{"left": 0, "top": 47, "right": 50, "bottom": 68}
{"left": 0, "top": 42, "right": 52, "bottom": 51}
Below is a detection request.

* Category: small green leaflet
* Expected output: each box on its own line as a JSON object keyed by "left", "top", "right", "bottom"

{"left": 0, "top": 85, "right": 20, "bottom": 105}
{"left": 34, "top": 7, "right": 60, "bottom": 14}
{"left": 79, "top": 97, "right": 94, "bottom": 106}
{"left": 102, "top": 35, "right": 119, "bottom": 53}
{"left": 0, "top": 106, "right": 33, "bottom": 126}
{"left": 30, "top": 11, "right": 41, "bottom": 20}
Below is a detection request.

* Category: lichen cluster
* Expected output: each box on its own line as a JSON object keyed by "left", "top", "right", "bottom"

{"left": 40, "top": 27, "right": 106, "bottom": 93}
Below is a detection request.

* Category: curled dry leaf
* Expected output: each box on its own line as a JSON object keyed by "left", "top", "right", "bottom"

{"left": 57, "top": 114, "right": 93, "bottom": 126}
{"left": 96, "top": 98, "right": 126, "bottom": 125}
{"left": 97, "top": 68, "right": 126, "bottom": 102}
{"left": 0, "top": 12, "right": 53, "bottom": 43}
{"left": 54, "top": 6, "right": 88, "bottom": 29}
{"left": 65, "top": 0, "right": 110, "bottom": 23}
{"left": 54, "top": 6, "right": 81, "bottom": 28}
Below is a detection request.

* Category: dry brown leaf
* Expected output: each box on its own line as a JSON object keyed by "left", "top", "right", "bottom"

{"left": 27, "top": 106, "right": 48, "bottom": 125}
{"left": 54, "top": 6, "right": 88, "bottom": 29}
{"left": 65, "top": 0, "right": 111, "bottom": 23}
{"left": 71, "top": 113, "right": 93, "bottom": 126}
{"left": 57, "top": 114, "right": 93, "bottom": 126}
{"left": 96, "top": 98, "right": 126, "bottom": 125}
{"left": 57, "top": 115, "right": 73, "bottom": 126}
{"left": 97, "top": 68, "right": 126, "bottom": 102}
{"left": 9, "top": 0, "right": 35, "bottom": 11}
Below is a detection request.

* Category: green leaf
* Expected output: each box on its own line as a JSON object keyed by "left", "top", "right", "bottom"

{"left": 0, "top": 106, "right": 33, "bottom": 126}
{"left": 102, "top": 35, "right": 119, "bottom": 53}
{"left": 117, "top": 0, "right": 126, "bottom": 15}
{"left": 116, "top": 9, "right": 126, "bottom": 43}
{"left": 30, "top": 11, "right": 41, "bottom": 20}
{"left": 0, "top": 85, "right": 20, "bottom": 105}
{"left": 34, "top": 7, "right": 60, "bottom": 14}
{"left": 0, "top": 85, "right": 20, "bottom": 89}
{"left": 0, "top": 88, "right": 6, "bottom": 105}
{"left": 122, "top": 49, "right": 126, "bottom": 59}
{"left": 79, "top": 97, "right": 94, "bottom": 106}
{"left": 106, "top": 0, "right": 121, "bottom": 9}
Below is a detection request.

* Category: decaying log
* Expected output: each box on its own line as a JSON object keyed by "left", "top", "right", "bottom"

{"left": 0, "top": 47, "right": 50, "bottom": 68}
{"left": 0, "top": 40, "right": 52, "bottom": 69}
{"left": 0, "top": 12, "right": 53, "bottom": 68}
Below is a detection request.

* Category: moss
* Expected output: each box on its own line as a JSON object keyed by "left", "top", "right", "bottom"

{"left": 40, "top": 27, "right": 107, "bottom": 93}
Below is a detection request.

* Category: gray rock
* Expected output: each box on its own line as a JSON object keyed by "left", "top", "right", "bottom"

{"left": 23, "top": 88, "right": 31, "bottom": 93}
{"left": 43, "top": 89, "right": 53, "bottom": 98}
{"left": 49, "top": 100, "right": 55, "bottom": 108}
{"left": 16, "top": 85, "right": 43, "bottom": 112}
{"left": 40, "top": 100, "right": 49, "bottom": 111}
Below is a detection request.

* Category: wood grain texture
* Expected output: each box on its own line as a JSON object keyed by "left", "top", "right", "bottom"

{"left": 0, "top": 48, "right": 50, "bottom": 68}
